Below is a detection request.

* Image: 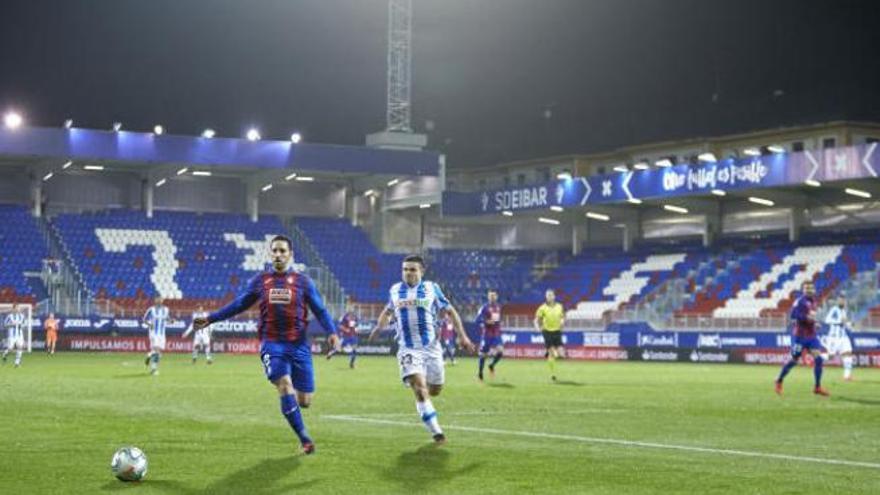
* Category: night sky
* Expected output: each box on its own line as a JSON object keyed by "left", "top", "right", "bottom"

{"left": 1, "top": 0, "right": 878, "bottom": 169}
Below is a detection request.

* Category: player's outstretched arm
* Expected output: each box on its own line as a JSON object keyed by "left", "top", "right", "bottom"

{"left": 304, "top": 276, "right": 340, "bottom": 349}
{"left": 196, "top": 276, "right": 261, "bottom": 330}
{"left": 445, "top": 306, "right": 475, "bottom": 352}
{"left": 368, "top": 308, "right": 392, "bottom": 343}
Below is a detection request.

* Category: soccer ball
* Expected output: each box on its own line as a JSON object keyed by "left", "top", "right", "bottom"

{"left": 110, "top": 446, "right": 148, "bottom": 482}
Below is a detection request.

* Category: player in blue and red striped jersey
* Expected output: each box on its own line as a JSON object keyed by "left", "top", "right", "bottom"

{"left": 477, "top": 289, "right": 504, "bottom": 381}
{"left": 193, "top": 235, "right": 339, "bottom": 455}
{"left": 327, "top": 303, "right": 359, "bottom": 368}
{"left": 775, "top": 282, "right": 830, "bottom": 397}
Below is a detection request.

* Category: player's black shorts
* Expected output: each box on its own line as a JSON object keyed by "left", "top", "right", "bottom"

{"left": 542, "top": 330, "right": 563, "bottom": 348}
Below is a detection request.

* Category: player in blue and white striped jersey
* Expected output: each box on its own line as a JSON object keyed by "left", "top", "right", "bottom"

{"left": 822, "top": 298, "right": 855, "bottom": 381}
{"left": 142, "top": 296, "right": 170, "bottom": 375}
{"left": 369, "top": 255, "right": 474, "bottom": 445}
{"left": 2, "top": 304, "right": 26, "bottom": 367}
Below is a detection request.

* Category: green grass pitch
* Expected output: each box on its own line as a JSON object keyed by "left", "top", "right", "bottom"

{"left": 1, "top": 352, "right": 878, "bottom": 494}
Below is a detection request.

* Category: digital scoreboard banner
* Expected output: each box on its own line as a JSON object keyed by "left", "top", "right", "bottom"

{"left": 443, "top": 143, "right": 879, "bottom": 215}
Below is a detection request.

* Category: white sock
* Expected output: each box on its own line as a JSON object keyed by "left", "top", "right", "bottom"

{"left": 14, "top": 351, "right": 22, "bottom": 365}
{"left": 192, "top": 350, "right": 198, "bottom": 360}
{"left": 416, "top": 400, "right": 442, "bottom": 435}
{"left": 206, "top": 351, "right": 213, "bottom": 361}
{"left": 843, "top": 356, "right": 854, "bottom": 379}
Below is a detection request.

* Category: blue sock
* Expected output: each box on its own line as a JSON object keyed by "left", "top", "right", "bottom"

{"left": 152, "top": 353, "right": 160, "bottom": 364}
{"left": 777, "top": 359, "right": 797, "bottom": 382}
{"left": 478, "top": 356, "right": 486, "bottom": 377}
{"left": 349, "top": 350, "right": 357, "bottom": 367}
{"left": 280, "top": 394, "right": 311, "bottom": 445}
{"left": 490, "top": 352, "right": 503, "bottom": 368}
{"left": 814, "top": 355, "right": 824, "bottom": 388}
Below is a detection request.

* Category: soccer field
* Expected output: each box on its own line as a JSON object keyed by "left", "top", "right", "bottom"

{"left": 1, "top": 353, "right": 878, "bottom": 494}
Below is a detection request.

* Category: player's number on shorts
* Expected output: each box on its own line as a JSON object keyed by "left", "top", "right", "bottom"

{"left": 399, "top": 354, "right": 414, "bottom": 366}
{"left": 262, "top": 354, "right": 272, "bottom": 376}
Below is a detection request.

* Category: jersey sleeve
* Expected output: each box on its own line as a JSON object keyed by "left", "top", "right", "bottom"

{"left": 142, "top": 307, "right": 152, "bottom": 323}
{"left": 304, "top": 276, "right": 338, "bottom": 335}
{"left": 475, "top": 305, "right": 486, "bottom": 326}
{"left": 433, "top": 283, "right": 450, "bottom": 311}
{"left": 535, "top": 305, "right": 545, "bottom": 319}
{"left": 207, "top": 274, "right": 261, "bottom": 323}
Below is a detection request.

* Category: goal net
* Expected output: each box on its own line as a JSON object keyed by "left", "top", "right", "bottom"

{"left": 0, "top": 303, "right": 34, "bottom": 353}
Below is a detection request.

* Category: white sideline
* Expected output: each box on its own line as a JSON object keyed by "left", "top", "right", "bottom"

{"left": 323, "top": 414, "right": 880, "bottom": 470}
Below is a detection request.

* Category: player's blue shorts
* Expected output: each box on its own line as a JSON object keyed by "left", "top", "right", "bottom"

{"left": 790, "top": 336, "right": 825, "bottom": 358}
{"left": 341, "top": 336, "right": 359, "bottom": 347}
{"left": 480, "top": 335, "right": 503, "bottom": 354}
{"left": 260, "top": 341, "right": 315, "bottom": 393}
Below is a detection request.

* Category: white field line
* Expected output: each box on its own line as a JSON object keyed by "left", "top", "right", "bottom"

{"left": 323, "top": 414, "right": 880, "bottom": 470}
{"left": 344, "top": 409, "right": 623, "bottom": 418}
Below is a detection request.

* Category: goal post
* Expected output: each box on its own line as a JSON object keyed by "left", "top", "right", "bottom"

{"left": 0, "top": 303, "right": 34, "bottom": 353}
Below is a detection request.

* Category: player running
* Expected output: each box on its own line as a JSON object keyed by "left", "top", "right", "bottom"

{"left": 775, "top": 282, "right": 830, "bottom": 396}
{"left": 822, "top": 298, "right": 855, "bottom": 381}
{"left": 143, "top": 296, "right": 170, "bottom": 375}
{"left": 327, "top": 303, "right": 359, "bottom": 368}
{"left": 439, "top": 316, "right": 456, "bottom": 365}
{"left": 45, "top": 312, "right": 59, "bottom": 355}
{"left": 193, "top": 235, "right": 339, "bottom": 455}
{"left": 182, "top": 305, "right": 213, "bottom": 365}
{"left": 368, "top": 255, "right": 475, "bottom": 445}
{"left": 2, "top": 304, "right": 26, "bottom": 367}
{"left": 477, "top": 289, "right": 504, "bottom": 381}
{"left": 535, "top": 289, "right": 565, "bottom": 381}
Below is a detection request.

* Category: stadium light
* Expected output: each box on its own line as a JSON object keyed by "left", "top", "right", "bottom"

{"left": 261, "top": 184, "right": 273, "bottom": 192}
{"left": 61, "top": 161, "right": 73, "bottom": 170}
{"left": 290, "top": 132, "right": 302, "bottom": 144}
{"left": 767, "top": 145, "right": 785, "bottom": 154}
{"left": 538, "top": 217, "right": 560, "bottom": 225}
{"left": 63, "top": 119, "right": 73, "bottom": 129}
{"left": 285, "top": 173, "right": 297, "bottom": 181}
{"left": 698, "top": 153, "right": 717, "bottom": 163}
{"left": 804, "top": 179, "right": 821, "bottom": 187}
{"left": 845, "top": 187, "right": 872, "bottom": 199}
{"left": 655, "top": 159, "right": 673, "bottom": 168}
{"left": 633, "top": 162, "right": 650, "bottom": 171}
{"left": 419, "top": 203, "right": 431, "bottom": 209}
{"left": 246, "top": 128, "right": 261, "bottom": 141}
{"left": 711, "top": 189, "right": 726, "bottom": 197}
{"left": 153, "top": 125, "right": 164, "bottom": 135}
{"left": 83, "top": 165, "right": 104, "bottom": 171}
{"left": 176, "top": 167, "right": 189, "bottom": 176}
{"left": 201, "top": 128, "right": 215, "bottom": 139}
{"left": 501, "top": 211, "right": 513, "bottom": 217}
{"left": 550, "top": 205, "right": 564, "bottom": 212}
{"left": 192, "top": 171, "right": 212, "bottom": 177}
{"left": 155, "top": 178, "right": 167, "bottom": 187}
{"left": 556, "top": 172, "right": 572, "bottom": 180}
{"left": 295, "top": 176, "right": 314, "bottom": 182}
{"left": 748, "top": 196, "right": 775, "bottom": 206}
{"left": 42, "top": 172, "right": 54, "bottom": 181}
{"left": 743, "top": 148, "right": 761, "bottom": 157}
{"left": 4, "top": 112, "right": 22, "bottom": 129}
{"left": 663, "top": 204, "right": 689, "bottom": 214}
{"left": 627, "top": 198, "right": 643, "bottom": 205}
{"left": 613, "top": 165, "right": 629, "bottom": 173}
{"left": 364, "top": 189, "right": 376, "bottom": 197}
{"left": 387, "top": 178, "right": 400, "bottom": 187}
{"left": 112, "top": 122, "right": 122, "bottom": 132}
{"left": 586, "top": 211, "right": 610, "bottom": 221}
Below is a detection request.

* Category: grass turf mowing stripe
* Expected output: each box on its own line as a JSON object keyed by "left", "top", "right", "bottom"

{"left": 323, "top": 414, "right": 880, "bottom": 470}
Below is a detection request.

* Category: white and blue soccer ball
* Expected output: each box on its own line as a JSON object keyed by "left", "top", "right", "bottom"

{"left": 111, "top": 446, "right": 148, "bottom": 482}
